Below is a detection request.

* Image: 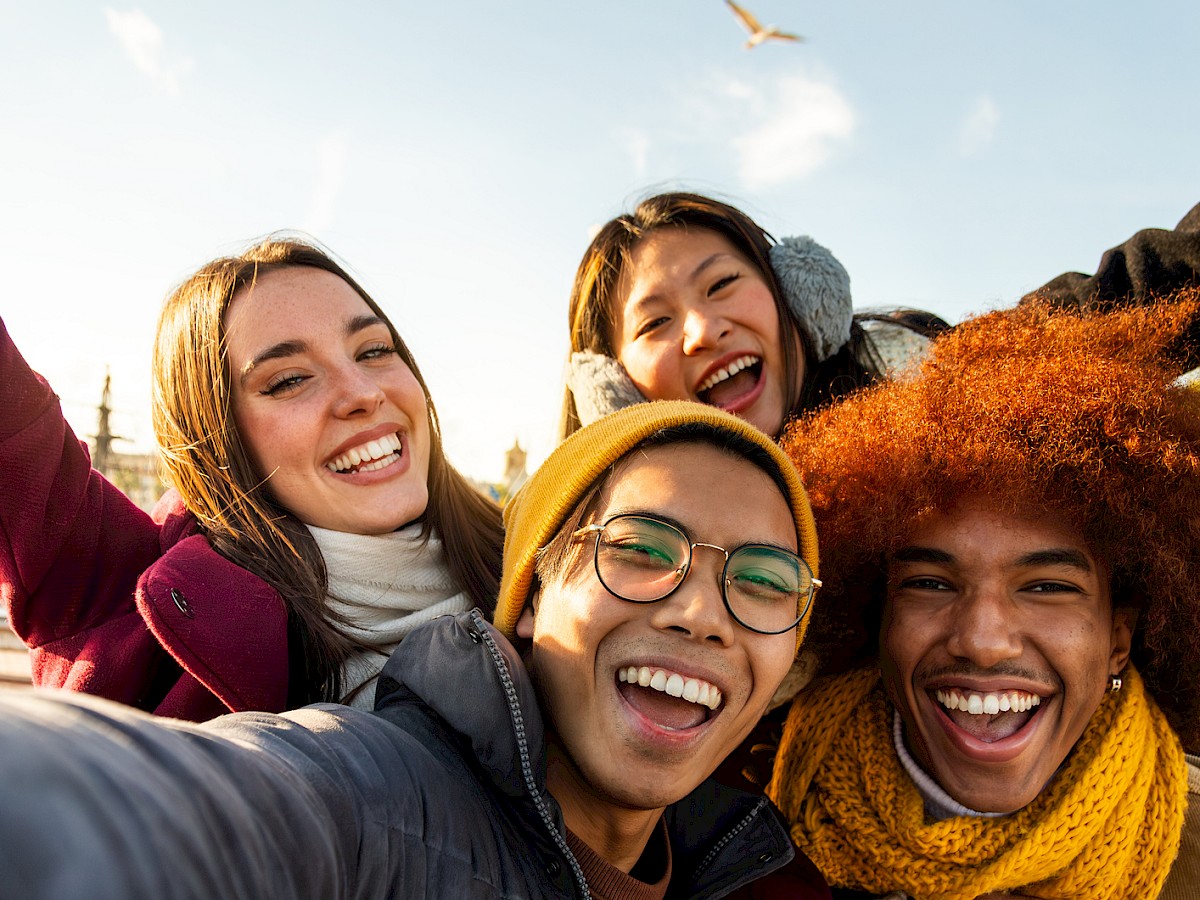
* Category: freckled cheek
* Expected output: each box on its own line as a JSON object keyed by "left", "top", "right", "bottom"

{"left": 237, "top": 408, "right": 309, "bottom": 478}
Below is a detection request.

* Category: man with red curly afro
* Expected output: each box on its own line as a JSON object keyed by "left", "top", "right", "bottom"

{"left": 767, "top": 296, "right": 1200, "bottom": 899}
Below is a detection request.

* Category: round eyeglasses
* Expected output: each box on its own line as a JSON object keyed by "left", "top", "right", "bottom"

{"left": 574, "top": 513, "right": 819, "bottom": 635}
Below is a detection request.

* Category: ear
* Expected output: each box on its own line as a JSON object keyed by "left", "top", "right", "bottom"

{"left": 515, "top": 593, "right": 538, "bottom": 639}
{"left": 1109, "top": 606, "right": 1137, "bottom": 674}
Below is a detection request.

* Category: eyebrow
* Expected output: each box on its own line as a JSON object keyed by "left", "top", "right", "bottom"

{"left": 626, "top": 252, "right": 735, "bottom": 311}
{"left": 601, "top": 506, "right": 796, "bottom": 553}
{"left": 891, "top": 545, "right": 1093, "bottom": 572}
{"left": 689, "top": 252, "right": 728, "bottom": 281}
{"left": 891, "top": 547, "right": 955, "bottom": 564}
{"left": 238, "top": 314, "right": 387, "bottom": 385}
{"left": 1014, "top": 548, "right": 1093, "bottom": 571}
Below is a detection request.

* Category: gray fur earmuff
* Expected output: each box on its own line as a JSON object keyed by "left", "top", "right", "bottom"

{"left": 769, "top": 235, "right": 853, "bottom": 363}
{"left": 565, "top": 351, "right": 647, "bottom": 426}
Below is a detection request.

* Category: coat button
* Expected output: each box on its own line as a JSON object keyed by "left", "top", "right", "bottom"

{"left": 545, "top": 859, "right": 561, "bottom": 877}
{"left": 170, "top": 588, "right": 195, "bottom": 619}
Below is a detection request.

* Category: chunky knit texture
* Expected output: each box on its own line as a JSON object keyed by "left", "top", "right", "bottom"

{"left": 767, "top": 666, "right": 1187, "bottom": 899}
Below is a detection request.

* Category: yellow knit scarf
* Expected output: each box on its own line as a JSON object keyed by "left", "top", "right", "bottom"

{"left": 767, "top": 666, "right": 1187, "bottom": 899}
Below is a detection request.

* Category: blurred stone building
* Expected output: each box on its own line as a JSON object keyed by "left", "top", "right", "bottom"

{"left": 89, "top": 371, "right": 166, "bottom": 514}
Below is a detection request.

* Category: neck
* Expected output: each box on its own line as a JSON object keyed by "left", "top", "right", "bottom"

{"left": 544, "top": 740, "right": 664, "bottom": 873}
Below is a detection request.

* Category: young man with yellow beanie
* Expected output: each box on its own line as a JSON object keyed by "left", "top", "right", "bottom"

{"left": 0, "top": 401, "right": 829, "bottom": 900}
{"left": 764, "top": 299, "right": 1200, "bottom": 900}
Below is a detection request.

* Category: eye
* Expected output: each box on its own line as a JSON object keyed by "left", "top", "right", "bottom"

{"left": 729, "top": 567, "right": 792, "bottom": 602}
{"left": 896, "top": 576, "right": 953, "bottom": 592}
{"left": 603, "top": 536, "right": 679, "bottom": 571}
{"left": 358, "top": 342, "right": 397, "bottom": 362}
{"left": 634, "top": 316, "right": 670, "bottom": 339}
{"left": 1024, "top": 581, "right": 1082, "bottom": 595}
{"left": 261, "top": 373, "right": 308, "bottom": 396}
{"left": 707, "top": 273, "right": 740, "bottom": 297}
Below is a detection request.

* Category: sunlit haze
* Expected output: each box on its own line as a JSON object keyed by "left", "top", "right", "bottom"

{"left": 3, "top": 2, "right": 1197, "bottom": 480}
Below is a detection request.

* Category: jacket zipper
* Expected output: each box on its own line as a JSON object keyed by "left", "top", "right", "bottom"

{"left": 471, "top": 610, "right": 591, "bottom": 899}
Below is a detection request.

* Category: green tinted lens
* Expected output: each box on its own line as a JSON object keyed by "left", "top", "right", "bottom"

{"left": 596, "top": 516, "right": 688, "bottom": 601}
{"left": 725, "top": 545, "right": 808, "bottom": 632}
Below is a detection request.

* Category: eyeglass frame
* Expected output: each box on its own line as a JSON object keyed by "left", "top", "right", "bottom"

{"left": 572, "top": 513, "right": 821, "bottom": 635}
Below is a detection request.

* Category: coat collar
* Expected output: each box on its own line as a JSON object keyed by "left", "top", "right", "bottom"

{"left": 374, "top": 610, "right": 794, "bottom": 898}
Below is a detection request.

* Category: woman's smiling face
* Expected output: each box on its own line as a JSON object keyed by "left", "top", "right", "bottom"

{"left": 611, "top": 227, "right": 798, "bottom": 437}
{"left": 224, "top": 266, "right": 431, "bottom": 535}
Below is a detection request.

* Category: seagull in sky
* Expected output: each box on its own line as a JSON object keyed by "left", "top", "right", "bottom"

{"left": 725, "top": 0, "right": 805, "bottom": 48}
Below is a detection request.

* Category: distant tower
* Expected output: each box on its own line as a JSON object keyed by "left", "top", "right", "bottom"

{"left": 503, "top": 439, "right": 528, "bottom": 495}
{"left": 91, "top": 369, "right": 124, "bottom": 477}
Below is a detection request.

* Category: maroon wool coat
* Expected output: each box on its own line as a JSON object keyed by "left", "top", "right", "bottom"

{"left": 1, "top": 318, "right": 290, "bottom": 721}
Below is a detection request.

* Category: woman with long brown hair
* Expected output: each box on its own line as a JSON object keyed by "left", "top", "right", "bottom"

{"left": 1, "top": 236, "right": 503, "bottom": 719}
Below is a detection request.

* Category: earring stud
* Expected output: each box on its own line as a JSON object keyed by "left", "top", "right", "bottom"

{"left": 1108, "top": 675, "right": 1123, "bottom": 693}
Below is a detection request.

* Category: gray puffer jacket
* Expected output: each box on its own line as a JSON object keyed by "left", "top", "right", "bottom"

{"left": 0, "top": 609, "right": 795, "bottom": 899}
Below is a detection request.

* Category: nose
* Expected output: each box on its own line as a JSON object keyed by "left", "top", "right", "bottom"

{"left": 647, "top": 547, "right": 737, "bottom": 646}
{"left": 681, "top": 306, "right": 730, "bottom": 356}
{"left": 945, "top": 585, "right": 1022, "bottom": 668}
{"left": 330, "top": 364, "right": 386, "bottom": 418}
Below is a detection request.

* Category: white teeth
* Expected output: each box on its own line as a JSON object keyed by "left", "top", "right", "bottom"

{"left": 935, "top": 688, "right": 1043, "bottom": 715}
{"left": 664, "top": 674, "right": 684, "bottom": 697}
{"left": 326, "top": 433, "right": 402, "bottom": 473}
{"left": 618, "top": 665, "right": 722, "bottom": 710}
{"left": 697, "top": 355, "right": 759, "bottom": 394}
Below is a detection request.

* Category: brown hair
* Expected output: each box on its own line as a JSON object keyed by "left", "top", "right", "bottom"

{"left": 152, "top": 236, "right": 503, "bottom": 705}
{"left": 781, "top": 295, "right": 1200, "bottom": 746}
{"left": 562, "top": 191, "right": 938, "bottom": 438}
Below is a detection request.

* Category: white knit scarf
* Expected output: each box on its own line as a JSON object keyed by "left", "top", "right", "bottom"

{"left": 307, "top": 523, "right": 472, "bottom": 710}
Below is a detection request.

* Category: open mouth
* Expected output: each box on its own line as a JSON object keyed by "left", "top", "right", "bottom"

{"left": 617, "top": 665, "right": 722, "bottom": 730}
{"left": 325, "top": 432, "right": 402, "bottom": 474}
{"left": 933, "top": 687, "right": 1042, "bottom": 743}
{"left": 696, "top": 355, "right": 763, "bottom": 408}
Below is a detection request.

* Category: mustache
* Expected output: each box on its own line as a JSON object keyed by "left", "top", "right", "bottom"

{"left": 916, "top": 660, "right": 1059, "bottom": 689}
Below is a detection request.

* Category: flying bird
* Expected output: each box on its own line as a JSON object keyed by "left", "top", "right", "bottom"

{"left": 725, "top": 0, "right": 805, "bottom": 48}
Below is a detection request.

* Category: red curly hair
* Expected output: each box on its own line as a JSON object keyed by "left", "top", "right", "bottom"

{"left": 782, "top": 293, "right": 1200, "bottom": 747}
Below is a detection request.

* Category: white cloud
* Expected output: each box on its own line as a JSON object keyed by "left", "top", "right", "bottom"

{"left": 303, "top": 133, "right": 348, "bottom": 236}
{"left": 104, "top": 8, "right": 193, "bottom": 95}
{"left": 731, "top": 74, "right": 855, "bottom": 189}
{"left": 958, "top": 95, "right": 1000, "bottom": 157}
{"left": 623, "top": 130, "right": 651, "bottom": 178}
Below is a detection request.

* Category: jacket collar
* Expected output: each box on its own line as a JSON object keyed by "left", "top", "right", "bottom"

{"left": 375, "top": 609, "right": 793, "bottom": 897}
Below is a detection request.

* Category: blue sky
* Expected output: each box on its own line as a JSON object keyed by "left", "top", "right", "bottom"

{"left": 3, "top": 2, "right": 1198, "bottom": 479}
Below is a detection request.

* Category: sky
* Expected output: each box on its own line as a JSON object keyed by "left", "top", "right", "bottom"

{"left": 2, "top": 1, "right": 1198, "bottom": 482}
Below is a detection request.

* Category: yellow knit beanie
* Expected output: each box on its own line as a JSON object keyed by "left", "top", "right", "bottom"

{"left": 492, "top": 400, "right": 819, "bottom": 643}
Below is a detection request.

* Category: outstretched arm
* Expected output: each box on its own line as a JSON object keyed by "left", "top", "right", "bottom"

{"left": 0, "top": 689, "right": 415, "bottom": 900}
{"left": 0, "top": 318, "right": 161, "bottom": 653}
